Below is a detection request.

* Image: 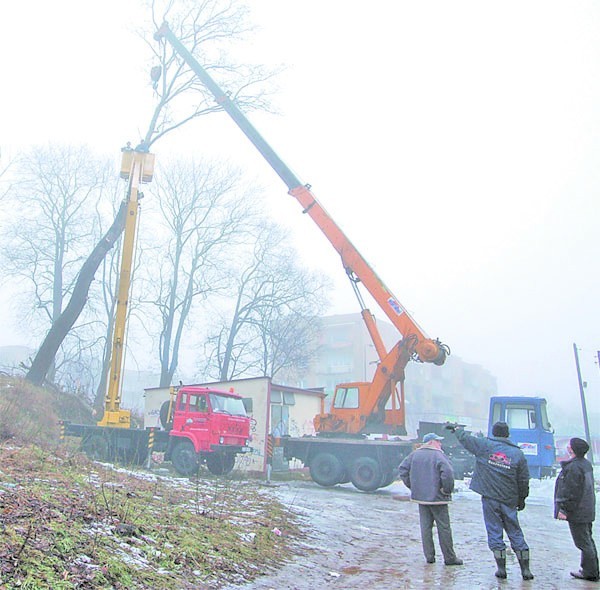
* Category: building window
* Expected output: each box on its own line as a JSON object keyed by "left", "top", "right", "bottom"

{"left": 271, "top": 404, "right": 289, "bottom": 436}
{"left": 270, "top": 389, "right": 295, "bottom": 436}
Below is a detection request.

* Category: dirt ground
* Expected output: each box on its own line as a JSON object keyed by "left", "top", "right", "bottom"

{"left": 224, "top": 476, "right": 600, "bottom": 590}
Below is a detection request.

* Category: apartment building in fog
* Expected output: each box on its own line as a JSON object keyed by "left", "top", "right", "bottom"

{"left": 293, "top": 313, "right": 497, "bottom": 436}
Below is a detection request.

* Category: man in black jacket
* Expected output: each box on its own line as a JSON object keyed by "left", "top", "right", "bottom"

{"left": 554, "top": 437, "right": 599, "bottom": 582}
{"left": 448, "top": 421, "right": 533, "bottom": 580}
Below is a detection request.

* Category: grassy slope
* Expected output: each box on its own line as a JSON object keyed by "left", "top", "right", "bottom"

{"left": 0, "top": 378, "right": 303, "bottom": 589}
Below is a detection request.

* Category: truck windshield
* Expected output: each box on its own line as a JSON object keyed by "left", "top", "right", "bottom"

{"left": 506, "top": 405, "right": 535, "bottom": 429}
{"left": 209, "top": 393, "right": 247, "bottom": 417}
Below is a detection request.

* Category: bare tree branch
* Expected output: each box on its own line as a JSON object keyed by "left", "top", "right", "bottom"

{"left": 140, "top": 0, "right": 279, "bottom": 146}
{"left": 140, "top": 157, "right": 257, "bottom": 387}
{"left": 204, "top": 222, "right": 331, "bottom": 382}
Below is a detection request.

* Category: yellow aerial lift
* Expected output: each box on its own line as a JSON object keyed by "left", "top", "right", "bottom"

{"left": 97, "top": 143, "right": 155, "bottom": 428}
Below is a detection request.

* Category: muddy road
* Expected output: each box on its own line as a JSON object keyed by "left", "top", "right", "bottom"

{"left": 224, "top": 477, "right": 599, "bottom": 590}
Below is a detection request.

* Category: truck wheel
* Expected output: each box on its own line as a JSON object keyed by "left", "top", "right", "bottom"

{"left": 159, "top": 401, "right": 174, "bottom": 430}
{"left": 350, "top": 456, "right": 382, "bottom": 492}
{"left": 309, "top": 452, "right": 344, "bottom": 487}
{"left": 171, "top": 441, "right": 199, "bottom": 476}
{"left": 81, "top": 434, "right": 109, "bottom": 462}
{"left": 380, "top": 469, "right": 397, "bottom": 488}
{"left": 206, "top": 453, "right": 236, "bottom": 476}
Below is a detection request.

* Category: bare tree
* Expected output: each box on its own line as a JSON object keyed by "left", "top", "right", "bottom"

{"left": 5, "top": 146, "right": 107, "bottom": 323}
{"left": 204, "top": 223, "right": 330, "bottom": 381}
{"left": 0, "top": 145, "right": 113, "bottom": 386}
{"left": 254, "top": 294, "right": 323, "bottom": 382}
{"left": 23, "top": 0, "right": 276, "bottom": 388}
{"left": 142, "top": 0, "right": 276, "bottom": 147}
{"left": 140, "top": 158, "right": 256, "bottom": 387}
{"left": 26, "top": 200, "right": 127, "bottom": 386}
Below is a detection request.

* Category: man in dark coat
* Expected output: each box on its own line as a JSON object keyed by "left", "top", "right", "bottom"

{"left": 447, "top": 421, "right": 533, "bottom": 580}
{"left": 398, "top": 432, "right": 463, "bottom": 566}
{"left": 554, "top": 437, "right": 599, "bottom": 581}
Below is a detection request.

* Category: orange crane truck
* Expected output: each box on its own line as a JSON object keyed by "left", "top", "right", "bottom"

{"left": 155, "top": 23, "right": 450, "bottom": 490}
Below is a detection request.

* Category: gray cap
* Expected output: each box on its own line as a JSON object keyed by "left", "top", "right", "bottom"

{"left": 423, "top": 432, "right": 444, "bottom": 443}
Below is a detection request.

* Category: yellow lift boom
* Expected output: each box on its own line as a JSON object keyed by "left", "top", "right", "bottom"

{"left": 97, "top": 144, "right": 154, "bottom": 428}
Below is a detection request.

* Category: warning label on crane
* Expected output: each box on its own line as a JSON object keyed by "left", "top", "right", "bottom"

{"left": 387, "top": 298, "right": 405, "bottom": 315}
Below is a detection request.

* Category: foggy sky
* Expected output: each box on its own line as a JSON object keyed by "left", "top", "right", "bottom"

{"left": 1, "top": 1, "right": 598, "bottom": 429}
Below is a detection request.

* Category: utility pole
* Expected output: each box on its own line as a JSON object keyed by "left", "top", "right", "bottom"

{"left": 573, "top": 343, "right": 594, "bottom": 464}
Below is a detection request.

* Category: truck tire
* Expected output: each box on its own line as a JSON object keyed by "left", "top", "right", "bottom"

{"left": 206, "top": 453, "right": 236, "bottom": 476}
{"left": 159, "top": 401, "right": 174, "bottom": 430}
{"left": 380, "top": 469, "right": 397, "bottom": 488}
{"left": 81, "top": 433, "right": 109, "bottom": 462}
{"left": 350, "top": 456, "right": 383, "bottom": 492}
{"left": 309, "top": 452, "right": 345, "bottom": 487}
{"left": 171, "top": 440, "right": 199, "bottom": 476}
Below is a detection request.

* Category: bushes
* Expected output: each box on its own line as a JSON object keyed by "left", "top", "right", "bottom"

{"left": 0, "top": 377, "right": 59, "bottom": 445}
{"left": 0, "top": 376, "right": 96, "bottom": 445}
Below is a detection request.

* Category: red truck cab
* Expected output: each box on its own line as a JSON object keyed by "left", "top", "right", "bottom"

{"left": 164, "top": 386, "right": 251, "bottom": 476}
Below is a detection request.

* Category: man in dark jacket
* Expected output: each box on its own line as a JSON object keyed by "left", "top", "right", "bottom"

{"left": 554, "top": 437, "right": 599, "bottom": 581}
{"left": 448, "top": 421, "right": 533, "bottom": 580}
{"left": 398, "top": 432, "right": 463, "bottom": 566}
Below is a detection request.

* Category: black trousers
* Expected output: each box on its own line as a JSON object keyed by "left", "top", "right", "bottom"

{"left": 568, "top": 521, "right": 599, "bottom": 579}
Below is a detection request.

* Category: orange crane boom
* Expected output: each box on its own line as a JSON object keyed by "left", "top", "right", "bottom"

{"left": 155, "top": 23, "right": 448, "bottom": 435}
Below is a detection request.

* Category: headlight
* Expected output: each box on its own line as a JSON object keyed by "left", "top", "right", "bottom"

{"left": 219, "top": 436, "right": 224, "bottom": 444}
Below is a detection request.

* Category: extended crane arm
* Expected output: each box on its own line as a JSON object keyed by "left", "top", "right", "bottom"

{"left": 97, "top": 144, "right": 154, "bottom": 428}
{"left": 154, "top": 22, "right": 446, "bottom": 366}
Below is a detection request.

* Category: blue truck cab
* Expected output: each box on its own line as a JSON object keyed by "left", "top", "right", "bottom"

{"left": 488, "top": 396, "right": 556, "bottom": 478}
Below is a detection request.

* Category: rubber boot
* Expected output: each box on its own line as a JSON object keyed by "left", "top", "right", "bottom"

{"left": 516, "top": 550, "right": 534, "bottom": 580}
{"left": 493, "top": 549, "right": 507, "bottom": 579}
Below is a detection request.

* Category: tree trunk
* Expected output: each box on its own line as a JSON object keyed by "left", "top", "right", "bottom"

{"left": 26, "top": 201, "right": 127, "bottom": 386}
{"left": 93, "top": 313, "right": 114, "bottom": 414}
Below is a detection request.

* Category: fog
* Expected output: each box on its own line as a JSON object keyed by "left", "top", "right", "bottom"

{"left": 0, "top": 1, "right": 598, "bottom": 431}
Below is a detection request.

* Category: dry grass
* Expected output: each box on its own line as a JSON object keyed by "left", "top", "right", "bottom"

{"left": 0, "top": 377, "right": 60, "bottom": 445}
{"left": 0, "top": 378, "right": 303, "bottom": 589}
